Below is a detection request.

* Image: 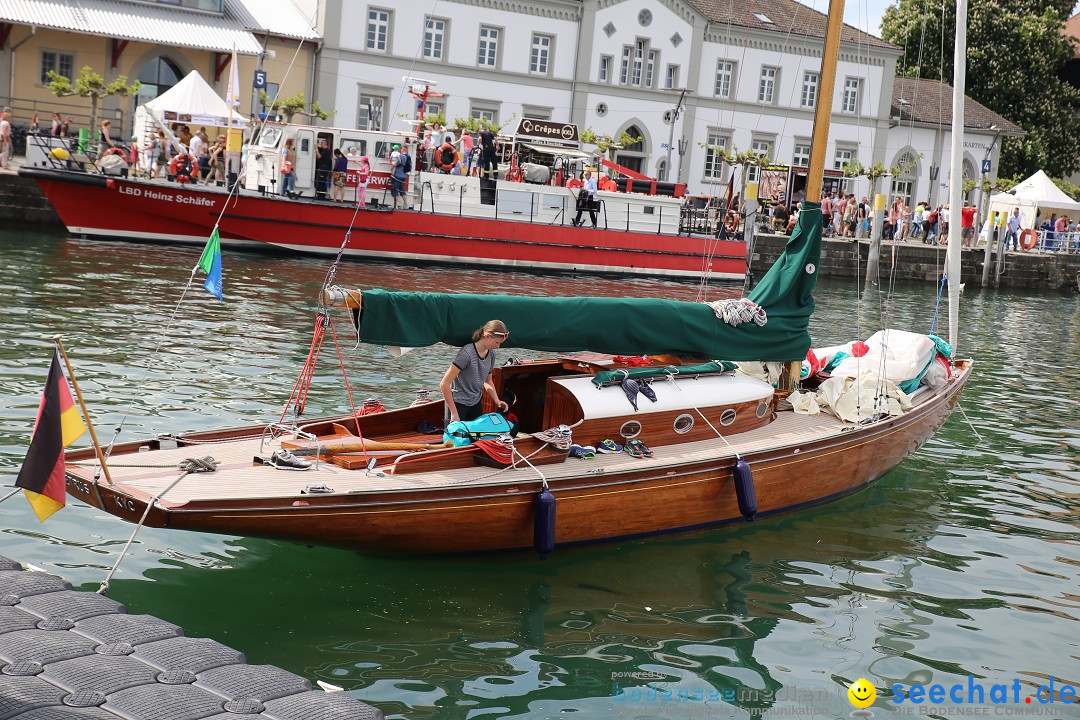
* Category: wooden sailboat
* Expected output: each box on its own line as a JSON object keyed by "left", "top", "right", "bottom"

{"left": 59, "top": 0, "right": 973, "bottom": 554}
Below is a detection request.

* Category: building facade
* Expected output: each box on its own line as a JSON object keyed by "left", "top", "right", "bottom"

{"left": 315, "top": 0, "right": 1021, "bottom": 205}
{"left": 0, "top": 0, "right": 320, "bottom": 138}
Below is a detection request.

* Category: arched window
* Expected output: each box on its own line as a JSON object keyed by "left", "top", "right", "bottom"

{"left": 892, "top": 151, "right": 917, "bottom": 208}
{"left": 962, "top": 160, "right": 975, "bottom": 203}
{"left": 135, "top": 57, "right": 183, "bottom": 105}
{"left": 615, "top": 124, "right": 647, "bottom": 174}
{"left": 656, "top": 158, "right": 668, "bottom": 181}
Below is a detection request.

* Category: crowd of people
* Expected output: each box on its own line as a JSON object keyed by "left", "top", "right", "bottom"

{"left": 417, "top": 123, "right": 498, "bottom": 179}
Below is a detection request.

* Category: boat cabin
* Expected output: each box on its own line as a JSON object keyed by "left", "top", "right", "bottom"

{"left": 243, "top": 121, "right": 418, "bottom": 200}
{"left": 292, "top": 356, "right": 775, "bottom": 475}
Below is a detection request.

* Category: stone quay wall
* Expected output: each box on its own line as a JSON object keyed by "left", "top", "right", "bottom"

{"left": 748, "top": 233, "right": 1080, "bottom": 291}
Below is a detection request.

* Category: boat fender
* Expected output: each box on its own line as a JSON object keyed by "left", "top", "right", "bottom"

{"left": 733, "top": 458, "right": 757, "bottom": 520}
{"left": 534, "top": 487, "right": 556, "bottom": 559}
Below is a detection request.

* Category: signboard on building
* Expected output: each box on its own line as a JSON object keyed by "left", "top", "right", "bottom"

{"left": 514, "top": 119, "right": 579, "bottom": 148}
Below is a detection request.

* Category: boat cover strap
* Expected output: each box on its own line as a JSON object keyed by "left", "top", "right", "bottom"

{"left": 591, "top": 361, "right": 738, "bottom": 386}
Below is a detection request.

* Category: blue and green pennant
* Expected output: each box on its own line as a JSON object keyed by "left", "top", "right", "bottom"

{"left": 197, "top": 228, "right": 223, "bottom": 301}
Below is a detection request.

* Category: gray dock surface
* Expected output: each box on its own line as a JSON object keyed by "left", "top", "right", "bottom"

{"left": 0, "top": 554, "right": 383, "bottom": 719}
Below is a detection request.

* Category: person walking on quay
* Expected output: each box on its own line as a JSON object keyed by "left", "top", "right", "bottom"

{"left": 97, "top": 119, "right": 116, "bottom": 159}
{"left": 1005, "top": 207, "right": 1022, "bottom": 251}
{"left": 0, "top": 108, "right": 11, "bottom": 169}
{"left": 924, "top": 206, "right": 940, "bottom": 244}
{"left": 960, "top": 201, "right": 977, "bottom": 248}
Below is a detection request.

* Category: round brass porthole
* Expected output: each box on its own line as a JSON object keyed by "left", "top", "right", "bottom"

{"left": 674, "top": 413, "right": 694, "bottom": 434}
{"left": 719, "top": 409, "right": 737, "bottom": 427}
{"left": 619, "top": 420, "right": 642, "bottom": 439}
{"left": 756, "top": 399, "right": 769, "bottom": 418}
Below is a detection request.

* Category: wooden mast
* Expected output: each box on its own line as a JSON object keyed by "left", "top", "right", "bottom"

{"left": 778, "top": 0, "right": 847, "bottom": 395}
{"left": 805, "top": 0, "right": 847, "bottom": 202}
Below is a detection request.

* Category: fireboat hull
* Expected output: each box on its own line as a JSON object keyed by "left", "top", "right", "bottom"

{"left": 23, "top": 169, "right": 747, "bottom": 279}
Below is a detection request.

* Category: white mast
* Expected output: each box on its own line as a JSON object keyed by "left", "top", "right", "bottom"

{"left": 946, "top": 0, "right": 967, "bottom": 353}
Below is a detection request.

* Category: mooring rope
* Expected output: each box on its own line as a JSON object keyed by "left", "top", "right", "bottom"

{"left": 96, "top": 457, "right": 218, "bottom": 595}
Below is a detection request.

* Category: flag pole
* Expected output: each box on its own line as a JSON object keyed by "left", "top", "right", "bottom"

{"left": 53, "top": 335, "right": 114, "bottom": 486}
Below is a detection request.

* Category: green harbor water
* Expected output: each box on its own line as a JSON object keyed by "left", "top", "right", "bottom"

{"left": 0, "top": 229, "right": 1077, "bottom": 719}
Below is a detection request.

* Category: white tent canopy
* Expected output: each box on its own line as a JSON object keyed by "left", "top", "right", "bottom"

{"left": 133, "top": 70, "right": 247, "bottom": 145}
{"left": 988, "top": 169, "right": 1080, "bottom": 230}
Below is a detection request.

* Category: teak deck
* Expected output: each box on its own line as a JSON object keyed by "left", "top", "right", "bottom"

{"left": 78, "top": 411, "right": 845, "bottom": 505}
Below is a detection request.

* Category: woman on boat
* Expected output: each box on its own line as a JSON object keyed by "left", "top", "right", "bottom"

{"left": 440, "top": 320, "right": 510, "bottom": 423}
{"left": 280, "top": 138, "right": 296, "bottom": 197}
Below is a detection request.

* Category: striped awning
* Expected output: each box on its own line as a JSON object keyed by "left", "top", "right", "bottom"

{"left": 0, "top": 0, "right": 265, "bottom": 55}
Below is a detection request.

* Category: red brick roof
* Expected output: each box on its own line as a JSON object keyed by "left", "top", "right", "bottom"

{"left": 1064, "top": 12, "right": 1080, "bottom": 59}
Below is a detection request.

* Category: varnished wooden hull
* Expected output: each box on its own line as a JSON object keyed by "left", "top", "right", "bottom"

{"left": 64, "top": 365, "right": 970, "bottom": 553}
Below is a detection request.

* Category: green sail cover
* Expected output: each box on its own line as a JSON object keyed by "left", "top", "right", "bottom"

{"left": 353, "top": 204, "right": 822, "bottom": 362}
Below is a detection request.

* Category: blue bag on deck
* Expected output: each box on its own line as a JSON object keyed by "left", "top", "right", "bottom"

{"left": 443, "top": 413, "right": 513, "bottom": 447}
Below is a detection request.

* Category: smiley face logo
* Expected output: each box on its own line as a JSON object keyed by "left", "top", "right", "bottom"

{"left": 847, "top": 678, "right": 877, "bottom": 708}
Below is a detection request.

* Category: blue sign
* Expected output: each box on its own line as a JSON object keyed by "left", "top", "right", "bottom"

{"left": 253, "top": 70, "right": 267, "bottom": 90}
{"left": 982, "top": 159, "right": 992, "bottom": 174}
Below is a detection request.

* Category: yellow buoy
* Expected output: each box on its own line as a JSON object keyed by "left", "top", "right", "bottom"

{"left": 49, "top": 147, "right": 71, "bottom": 161}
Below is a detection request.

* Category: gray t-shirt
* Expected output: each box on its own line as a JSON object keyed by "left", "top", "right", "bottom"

{"left": 451, "top": 343, "right": 495, "bottom": 406}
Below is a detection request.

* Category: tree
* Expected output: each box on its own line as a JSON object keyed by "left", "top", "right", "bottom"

{"left": 581, "top": 128, "right": 644, "bottom": 160}
{"left": 260, "top": 91, "right": 334, "bottom": 122}
{"left": 47, "top": 66, "right": 139, "bottom": 144}
{"left": 881, "top": 0, "right": 1080, "bottom": 178}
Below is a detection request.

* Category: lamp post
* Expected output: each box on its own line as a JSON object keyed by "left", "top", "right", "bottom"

{"left": 663, "top": 88, "right": 687, "bottom": 182}
{"left": 677, "top": 136, "right": 688, "bottom": 184}
{"left": 978, "top": 124, "right": 1002, "bottom": 287}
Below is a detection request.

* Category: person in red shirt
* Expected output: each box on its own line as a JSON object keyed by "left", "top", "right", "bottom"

{"left": 960, "top": 202, "right": 977, "bottom": 247}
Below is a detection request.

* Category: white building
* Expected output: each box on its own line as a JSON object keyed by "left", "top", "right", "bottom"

{"left": 314, "top": 0, "right": 1022, "bottom": 205}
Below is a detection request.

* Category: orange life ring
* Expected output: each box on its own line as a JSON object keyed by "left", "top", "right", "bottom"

{"left": 169, "top": 153, "right": 199, "bottom": 184}
{"left": 505, "top": 166, "right": 523, "bottom": 182}
{"left": 101, "top": 147, "right": 126, "bottom": 160}
{"left": 723, "top": 210, "right": 739, "bottom": 234}
{"left": 1019, "top": 228, "right": 1037, "bottom": 250}
{"left": 435, "top": 144, "right": 456, "bottom": 173}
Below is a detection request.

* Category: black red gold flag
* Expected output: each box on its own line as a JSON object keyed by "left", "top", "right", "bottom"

{"left": 15, "top": 351, "right": 86, "bottom": 521}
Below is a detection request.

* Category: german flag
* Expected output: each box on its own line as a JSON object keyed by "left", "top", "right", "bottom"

{"left": 15, "top": 352, "right": 86, "bottom": 521}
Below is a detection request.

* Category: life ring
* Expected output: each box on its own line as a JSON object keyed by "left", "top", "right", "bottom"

{"left": 435, "top": 145, "right": 456, "bottom": 173}
{"left": 505, "top": 166, "right": 523, "bottom": 183}
{"left": 723, "top": 211, "right": 739, "bottom": 234}
{"left": 1019, "top": 228, "right": 1038, "bottom": 250}
{"left": 169, "top": 153, "right": 200, "bottom": 184}
{"left": 101, "top": 147, "right": 126, "bottom": 160}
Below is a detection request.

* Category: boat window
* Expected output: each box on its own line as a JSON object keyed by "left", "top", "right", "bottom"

{"left": 374, "top": 141, "right": 395, "bottom": 160}
{"left": 756, "top": 400, "right": 770, "bottom": 418}
{"left": 674, "top": 414, "right": 694, "bottom": 434}
{"left": 259, "top": 128, "right": 282, "bottom": 148}
{"left": 719, "top": 409, "right": 737, "bottom": 427}
{"left": 340, "top": 137, "right": 367, "bottom": 155}
{"left": 619, "top": 420, "right": 642, "bottom": 439}
{"left": 643, "top": 206, "right": 655, "bottom": 215}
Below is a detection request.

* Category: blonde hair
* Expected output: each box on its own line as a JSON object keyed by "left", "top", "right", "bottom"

{"left": 472, "top": 319, "right": 507, "bottom": 342}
